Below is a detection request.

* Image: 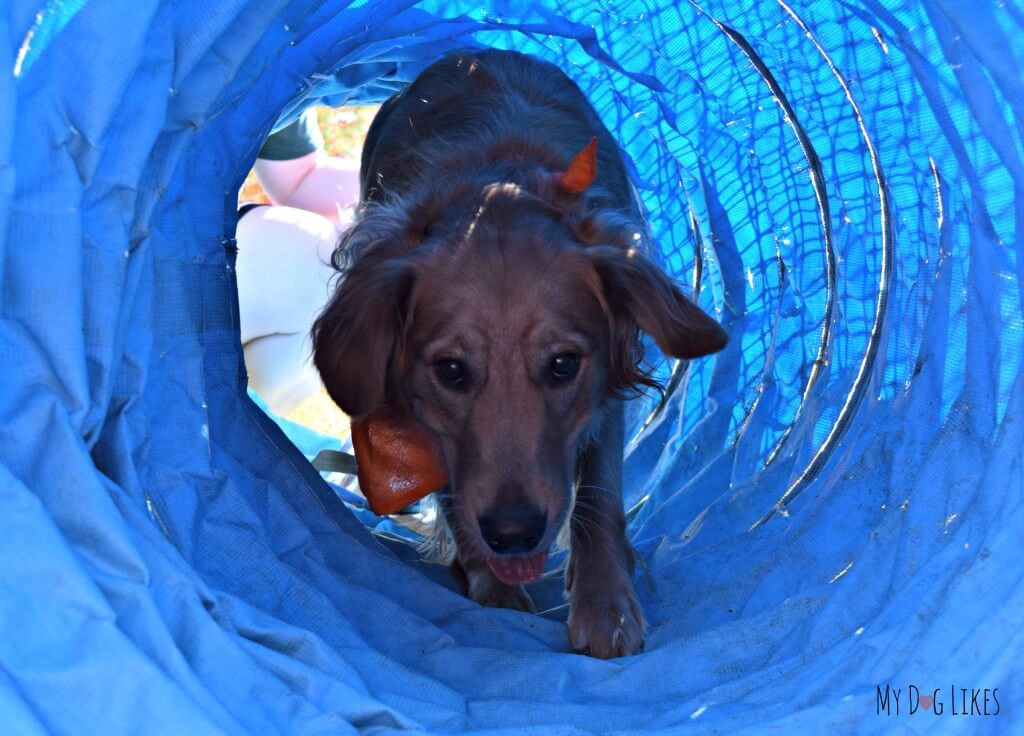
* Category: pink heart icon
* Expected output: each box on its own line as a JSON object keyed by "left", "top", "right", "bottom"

{"left": 920, "top": 694, "right": 933, "bottom": 711}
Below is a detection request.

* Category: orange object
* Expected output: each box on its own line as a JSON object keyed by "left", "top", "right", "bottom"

{"left": 553, "top": 137, "right": 598, "bottom": 194}
{"left": 350, "top": 407, "right": 448, "bottom": 515}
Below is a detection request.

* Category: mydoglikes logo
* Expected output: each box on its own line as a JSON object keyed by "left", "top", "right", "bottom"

{"left": 876, "top": 685, "right": 1001, "bottom": 718}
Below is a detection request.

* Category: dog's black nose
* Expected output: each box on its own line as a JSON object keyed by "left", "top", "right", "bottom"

{"left": 478, "top": 506, "right": 546, "bottom": 555}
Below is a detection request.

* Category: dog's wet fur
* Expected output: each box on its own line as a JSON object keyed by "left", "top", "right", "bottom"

{"left": 313, "top": 49, "right": 727, "bottom": 658}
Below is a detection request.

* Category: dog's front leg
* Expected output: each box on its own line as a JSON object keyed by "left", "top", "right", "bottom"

{"left": 450, "top": 552, "right": 536, "bottom": 613}
{"left": 566, "top": 401, "right": 645, "bottom": 658}
{"left": 443, "top": 502, "right": 536, "bottom": 613}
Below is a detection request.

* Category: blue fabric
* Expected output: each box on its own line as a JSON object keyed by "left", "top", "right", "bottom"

{"left": 2, "top": 1, "right": 1021, "bottom": 733}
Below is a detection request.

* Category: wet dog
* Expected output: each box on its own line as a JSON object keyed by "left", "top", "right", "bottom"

{"left": 312, "top": 49, "right": 727, "bottom": 658}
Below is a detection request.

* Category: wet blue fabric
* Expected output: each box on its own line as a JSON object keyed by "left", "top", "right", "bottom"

{"left": 2, "top": 1, "right": 1021, "bottom": 733}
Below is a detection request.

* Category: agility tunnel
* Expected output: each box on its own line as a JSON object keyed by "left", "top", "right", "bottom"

{"left": 2, "top": 0, "right": 1021, "bottom": 733}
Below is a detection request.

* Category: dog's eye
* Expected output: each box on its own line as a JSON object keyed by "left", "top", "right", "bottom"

{"left": 435, "top": 358, "right": 467, "bottom": 387}
{"left": 549, "top": 353, "right": 580, "bottom": 381}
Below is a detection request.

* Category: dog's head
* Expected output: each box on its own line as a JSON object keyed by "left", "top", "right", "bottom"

{"left": 313, "top": 165, "right": 726, "bottom": 574}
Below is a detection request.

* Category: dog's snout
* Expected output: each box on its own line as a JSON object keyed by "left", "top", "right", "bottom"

{"left": 478, "top": 505, "right": 547, "bottom": 555}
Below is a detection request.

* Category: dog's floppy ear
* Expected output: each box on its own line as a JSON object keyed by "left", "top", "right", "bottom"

{"left": 587, "top": 245, "right": 728, "bottom": 362}
{"left": 312, "top": 255, "right": 415, "bottom": 418}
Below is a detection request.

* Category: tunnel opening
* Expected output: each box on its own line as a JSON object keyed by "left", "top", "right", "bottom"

{"left": 3, "top": 0, "right": 1020, "bottom": 732}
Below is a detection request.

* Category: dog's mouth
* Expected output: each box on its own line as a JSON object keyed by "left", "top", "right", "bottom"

{"left": 487, "top": 550, "right": 549, "bottom": 585}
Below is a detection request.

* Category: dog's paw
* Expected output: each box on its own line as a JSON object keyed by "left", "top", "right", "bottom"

{"left": 465, "top": 568, "right": 536, "bottom": 613}
{"left": 568, "top": 576, "right": 645, "bottom": 658}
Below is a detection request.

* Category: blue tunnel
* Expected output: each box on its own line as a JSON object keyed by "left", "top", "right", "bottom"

{"left": 2, "top": 0, "right": 1021, "bottom": 733}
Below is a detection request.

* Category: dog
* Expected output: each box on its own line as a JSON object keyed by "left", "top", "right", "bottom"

{"left": 312, "top": 49, "right": 727, "bottom": 658}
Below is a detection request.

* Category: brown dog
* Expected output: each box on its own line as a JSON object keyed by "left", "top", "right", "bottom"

{"left": 312, "top": 49, "right": 727, "bottom": 658}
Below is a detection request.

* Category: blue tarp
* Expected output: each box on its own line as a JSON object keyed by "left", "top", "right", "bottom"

{"left": 2, "top": 1, "right": 1021, "bottom": 733}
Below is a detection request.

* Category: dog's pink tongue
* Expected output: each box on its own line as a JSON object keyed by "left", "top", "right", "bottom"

{"left": 487, "top": 551, "right": 548, "bottom": 585}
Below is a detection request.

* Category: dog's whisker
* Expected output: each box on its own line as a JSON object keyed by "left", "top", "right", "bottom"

{"left": 571, "top": 499, "right": 620, "bottom": 527}
{"left": 569, "top": 513, "right": 617, "bottom": 547}
{"left": 575, "top": 483, "right": 618, "bottom": 496}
